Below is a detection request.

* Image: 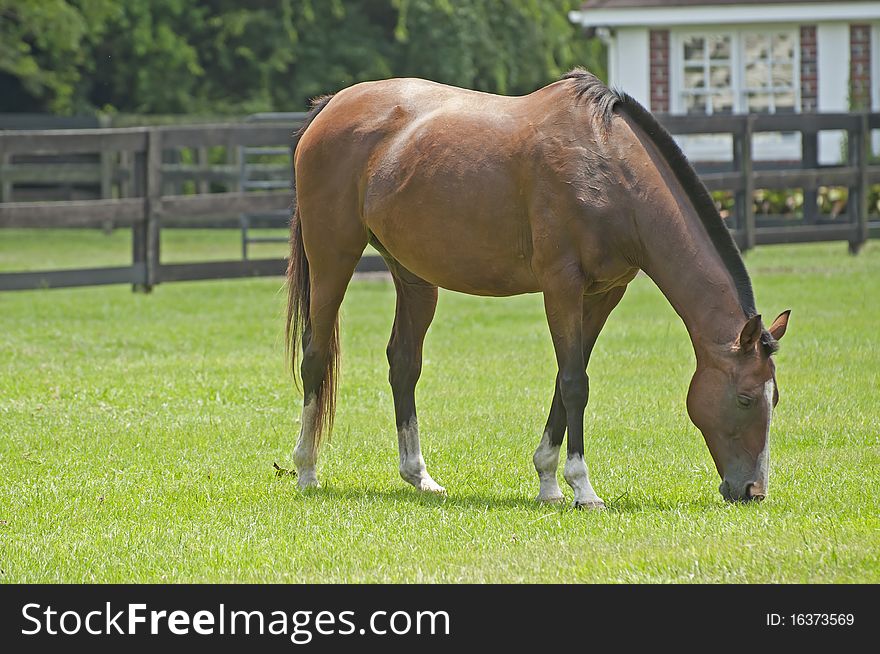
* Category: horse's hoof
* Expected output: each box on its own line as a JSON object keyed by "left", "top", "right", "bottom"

{"left": 536, "top": 493, "right": 565, "bottom": 504}
{"left": 418, "top": 479, "right": 447, "bottom": 495}
{"left": 573, "top": 499, "right": 605, "bottom": 510}
{"left": 297, "top": 473, "right": 319, "bottom": 491}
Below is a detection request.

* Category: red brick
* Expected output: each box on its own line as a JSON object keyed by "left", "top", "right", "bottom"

{"left": 800, "top": 24, "right": 818, "bottom": 113}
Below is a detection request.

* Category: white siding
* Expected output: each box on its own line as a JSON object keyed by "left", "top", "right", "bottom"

{"left": 817, "top": 23, "right": 849, "bottom": 164}
{"left": 570, "top": 3, "right": 880, "bottom": 28}
{"left": 610, "top": 28, "right": 650, "bottom": 109}
{"left": 873, "top": 24, "right": 880, "bottom": 156}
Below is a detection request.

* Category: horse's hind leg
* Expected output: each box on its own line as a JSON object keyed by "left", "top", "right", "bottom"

{"left": 292, "top": 208, "right": 367, "bottom": 489}
{"left": 383, "top": 258, "right": 445, "bottom": 494}
{"left": 533, "top": 374, "right": 567, "bottom": 503}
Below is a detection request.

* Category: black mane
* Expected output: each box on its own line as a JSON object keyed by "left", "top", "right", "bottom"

{"left": 561, "top": 68, "right": 760, "bottom": 322}
{"left": 295, "top": 94, "right": 335, "bottom": 142}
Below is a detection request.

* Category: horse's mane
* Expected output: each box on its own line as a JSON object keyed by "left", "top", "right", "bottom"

{"left": 295, "top": 94, "right": 335, "bottom": 143}
{"left": 560, "top": 69, "right": 777, "bottom": 355}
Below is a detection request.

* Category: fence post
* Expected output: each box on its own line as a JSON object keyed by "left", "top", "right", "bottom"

{"left": 801, "top": 127, "right": 819, "bottom": 225}
{"left": 98, "top": 114, "right": 115, "bottom": 234}
{"left": 131, "top": 129, "right": 162, "bottom": 292}
{"left": 131, "top": 148, "right": 147, "bottom": 292}
{"left": 0, "top": 150, "right": 11, "bottom": 202}
{"left": 849, "top": 113, "right": 869, "bottom": 254}
{"left": 735, "top": 116, "right": 755, "bottom": 252}
{"left": 145, "top": 128, "right": 163, "bottom": 287}
{"left": 197, "top": 147, "right": 210, "bottom": 195}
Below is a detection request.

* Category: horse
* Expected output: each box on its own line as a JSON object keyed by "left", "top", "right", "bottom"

{"left": 285, "top": 68, "right": 790, "bottom": 508}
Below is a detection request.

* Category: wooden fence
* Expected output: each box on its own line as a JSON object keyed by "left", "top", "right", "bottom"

{"left": 660, "top": 111, "right": 880, "bottom": 253}
{"left": 0, "top": 112, "right": 878, "bottom": 292}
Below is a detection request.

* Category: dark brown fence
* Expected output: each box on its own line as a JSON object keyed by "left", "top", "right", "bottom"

{"left": 0, "top": 112, "right": 878, "bottom": 292}
{"left": 659, "top": 112, "right": 880, "bottom": 253}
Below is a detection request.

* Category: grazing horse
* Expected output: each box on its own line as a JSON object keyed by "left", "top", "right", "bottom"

{"left": 286, "top": 69, "right": 790, "bottom": 507}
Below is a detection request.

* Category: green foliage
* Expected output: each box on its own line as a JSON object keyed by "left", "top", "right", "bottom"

{"left": 0, "top": 0, "right": 604, "bottom": 115}
{"left": 712, "top": 185, "right": 880, "bottom": 221}
{"left": 0, "top": 0, "right": 116, "bottom": 112}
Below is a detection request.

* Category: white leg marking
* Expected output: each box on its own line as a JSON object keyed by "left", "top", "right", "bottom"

{"left": 293, "top": 395, "right": 320, "bottom": 489}
{"left": 563, "top": 454, "right": 604, "bottom": 509}
{"left": 533, "top": 431, "right": 564, "bottom": 503}
{"left": 398, "top": 417, "right": 445, "bottom": 494}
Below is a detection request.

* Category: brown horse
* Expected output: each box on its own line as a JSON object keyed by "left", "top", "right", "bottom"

{"left": 285, "top": 69, "right": 790, "bottom": 507}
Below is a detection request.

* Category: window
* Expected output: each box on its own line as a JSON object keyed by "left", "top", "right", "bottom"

{"left": 681, "top": 35, "right": 734, "bottom": 114}
{"left": 742, "top": 32, "right": 796, "bottom": 113}
{"left": 674, "top": 28, "right": 799, "bottom": 115}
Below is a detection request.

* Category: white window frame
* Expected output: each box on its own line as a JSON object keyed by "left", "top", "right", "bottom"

{"left": 872, "top": 24, "right": 880, "bottom": 156}
{"left": 873, "top": 24, "right": 880, "bottom": 112}
{"left": 671, "top": 26, "right": 801, "bottom": 116}
{"left": 668, "top": 27, "right": 739, "bottom": 115}
{"left": 671, "top": 26, "right": 802, "bottom": 162}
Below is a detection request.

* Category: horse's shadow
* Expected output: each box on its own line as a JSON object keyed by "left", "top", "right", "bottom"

{"left": 298, "top": 484, "right": 538, "bottom": 511}
{"left": 286, "top": 482, "right": 723, "bottom": 514}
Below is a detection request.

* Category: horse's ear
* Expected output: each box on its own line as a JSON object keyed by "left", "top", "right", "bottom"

{"left": 768, "top": 310, "right": 790, "bottom": 341}
{"left": 735, "top": 314, "right": 763, "bottom": 352}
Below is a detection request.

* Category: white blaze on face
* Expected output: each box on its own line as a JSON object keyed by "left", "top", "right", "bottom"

{"left": 756, "top": 378, "right": 775, "bottom": 488}
{"left": 764, "top": 378, "right": 775, "bottom": 422}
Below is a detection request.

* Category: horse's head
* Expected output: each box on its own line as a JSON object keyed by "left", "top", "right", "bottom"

{"left": 686, "top": 310, "right": 790, "bottom": 502}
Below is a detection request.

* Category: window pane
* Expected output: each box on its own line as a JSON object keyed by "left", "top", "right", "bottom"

{"left": 747, "top": 92, "right": 772, "bottom": 113}
{"left": 683, "top": 36, "right": 705, "bottom": 61}
{"left": 745, "top": 61, "right": 769, "bottom": 88}
{"left": 744, "top": 34, "right": 769, "bottom": 62}
{"left": 712, "top": 90, "right": 734, "bottom": 114}
{"left": 710, "top": 65, "right": 731, "bottom": 89}
{"left": 772, "top": 33, "right": 795, "bottom": 60}
{"left": 684, "top": 94, "right": 707, "bottom": 114}
{"left": 684, "top": 66, "right": 705, "bottom": 89}
{"left": 774, "top": 90, "right": 796, "bottom": 111}
{"left": 772, "top": 62, "right": 794, "bottom": 87}
{"left": 708, "top": 35, "right": 731, "bottom": 60}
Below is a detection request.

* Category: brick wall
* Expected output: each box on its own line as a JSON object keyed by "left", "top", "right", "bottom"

{"left": 850, "top": 24, "right": 872, "bottom": 110}
{"left": 800, "top": 26, "right": 817, "bottom": 112}
{"left": 649, "top": 29, "right": 670, "bottom": 112}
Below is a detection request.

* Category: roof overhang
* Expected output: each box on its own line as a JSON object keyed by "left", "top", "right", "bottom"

{"left": 570, "top": 2, "right": 880, "bottom": 27}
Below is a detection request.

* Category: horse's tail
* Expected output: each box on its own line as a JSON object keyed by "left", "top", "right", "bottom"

{"left": 285, "top": 94, "right": 338, "bottom": 447}
{"left": 286, "top": 200, "right": 340, "bottom": 447}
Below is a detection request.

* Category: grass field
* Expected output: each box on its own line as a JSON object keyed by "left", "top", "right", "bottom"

{"left": 1, "top": 231, "right": 878, "bottom": 582}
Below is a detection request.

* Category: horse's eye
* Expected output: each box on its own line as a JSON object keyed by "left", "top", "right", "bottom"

{"left": 736, "top": 394, "right": 754, "bottom": 409}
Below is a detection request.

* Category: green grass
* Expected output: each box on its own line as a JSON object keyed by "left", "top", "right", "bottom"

{"left": 0, "top": 233, "right": 878, "bottom": 582}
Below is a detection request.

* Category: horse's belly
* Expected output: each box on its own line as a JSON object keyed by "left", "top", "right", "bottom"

{"left": 363, "top": 142, "right": 539, "bottom": 295}
{"left": 368, "top": 210, "right": 539, "bottom": 296}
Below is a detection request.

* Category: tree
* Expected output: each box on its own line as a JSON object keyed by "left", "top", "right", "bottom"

{"left": 0, "top": 0, "right": 605, "bottom": 115}
{"left": 0, "top": 0, "right": 116, "bottom": 113}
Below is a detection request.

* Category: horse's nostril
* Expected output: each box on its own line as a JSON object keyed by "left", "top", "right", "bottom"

{"left": 747, "top": 482, "right": 766, "bottom": 501}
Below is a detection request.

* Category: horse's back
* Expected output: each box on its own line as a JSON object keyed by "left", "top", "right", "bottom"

{"left": 294, "top": 77, "right": 607, "bottom": 296}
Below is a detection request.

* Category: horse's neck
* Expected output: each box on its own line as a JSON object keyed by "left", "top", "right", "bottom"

{"left": 636, "top": 188, "right": 746, "bottom": 358}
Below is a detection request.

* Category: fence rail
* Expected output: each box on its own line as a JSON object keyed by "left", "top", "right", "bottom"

{"left": 1, "top": 111, "right": 878, "bottom": 292}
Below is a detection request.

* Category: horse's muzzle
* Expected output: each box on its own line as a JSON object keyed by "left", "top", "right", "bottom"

{"left": 719, "top": 479, "right": 766, "bottom": 502}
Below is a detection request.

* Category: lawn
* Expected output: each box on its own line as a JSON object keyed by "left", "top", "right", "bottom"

{"left": 0, "top": 232, "right": 878, "bottom": 583}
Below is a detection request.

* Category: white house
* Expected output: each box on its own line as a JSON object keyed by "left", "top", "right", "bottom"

{"left": 570, "top": 1, "right": 880, "bottom": 163}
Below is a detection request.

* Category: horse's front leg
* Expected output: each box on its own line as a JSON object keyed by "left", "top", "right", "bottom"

{"left": 385, "top": 264, "right": 445, "bottom": 494}
{"left": 536, "top": 285, "right": 628, "bottom": 508}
